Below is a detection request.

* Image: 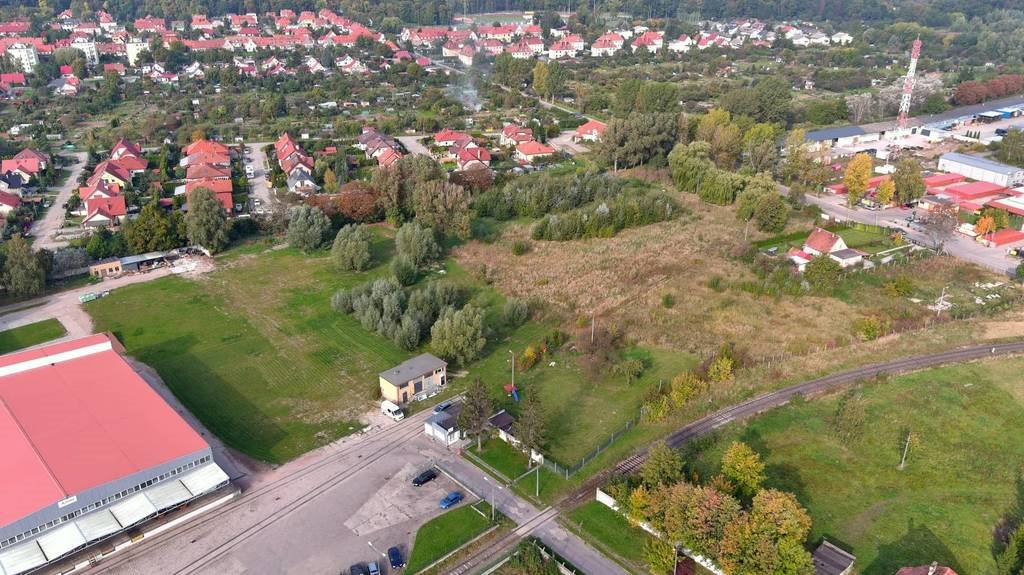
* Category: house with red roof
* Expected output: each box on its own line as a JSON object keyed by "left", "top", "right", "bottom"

{"left": 0, "top": 72, "right": 25, "bottom": 88}
{"left": 668, "top": 34, "right": 694, "bottom": 53}
{"left": 89, "top": 160, "right": 131, "bottom": 188}
{"left": 103, "top": 62, "right": 126, "bottom": 75}
{"left": 457, "top": 44, "right": 476, "bottom": 67}
{"left": 500, "top": 124, "right": 534, "bottom": 147}
{"left": 110, "top": 138, "right": 143, "bottom": 161}
{"left": 185, "top": 180, "right": 234, "bottom": 212}
{"left": 591, "top": 33, "right": 624, "bottom": 57}
{"left": 477, "top": 24, "right": 517, "bottom": 42}
{"left": 184, "top": 138, "right": 231, "bottom": 158}
{"left": 896, "top": 565, "right": 957, "bottom": 575}
{"left": 631, "top": 30, "right": 664, "bottom": 53}
{"left": 1, "top": 148, "right": 48, "bottom": 180}
{"left": 573, "top": 119, "right": 607, "bottom": 143}
{"left": 0, "top": 189, "right": 20, "bottom": 215}
{"left": 803, "top": 227, "right": 846, "bottom": 256}
{"left": 134, "top": 16, "right": 167, "bottom": 33}
{"left": 82, "top": 194, "right": 127, "bottom": 227}
{"left": 186, "top": 164, "right": 231, "bottom": 182}
{"left": 457, "top": 147, "right": 491, "bottom": 171}
{"left": 433, "top": 129, "right": 472, "bottom": 148}
{"left": 548, "top": 38, "right": 579, "bottom": 59}
{"left": 515, "top": 141, "right": 556, "bottom": 163}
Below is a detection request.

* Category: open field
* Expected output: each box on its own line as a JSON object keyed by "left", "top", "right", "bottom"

{"left": 684, "top": 357, "right": 1024, "bottom": 575}
{"left": 0, "top": 318, "right": 66, "bottom": 354}
{"left": 87, "top": 238, "right": 407, "bottom": 463}
{"left": 454, "top": 187, "right": 1017, "bottom": 360}
{"left": 566, "top": 500, "right": 655, "bottom": 570}
{"left": 406, "top": 502, "right": 495, "bottom": 574}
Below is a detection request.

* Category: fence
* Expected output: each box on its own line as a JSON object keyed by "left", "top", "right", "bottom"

{"left": 540, "top": 414, "right": 641, "bottom": 479}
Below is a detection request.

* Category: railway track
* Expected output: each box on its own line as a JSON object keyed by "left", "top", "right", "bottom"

{"left": 558, "top": 341, "right": 1024, "bottom": 509}
{"left": 89, "top": 411, "right": 433, "bottom": 573}
{"left": 446, "top": 507, "right": 560, "bottom": 575}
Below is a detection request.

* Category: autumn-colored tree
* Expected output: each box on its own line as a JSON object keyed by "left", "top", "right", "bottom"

{"left": 975, "top": 215, "right": 996, "bottom": 237}
{"left": 721, "top": 441, "right": 766, "bottom": 499}
{"left": 893, "top": 158, "right": 926, "bottom": 205}
{"left": 843, "top": 153, "right": 872, "bottom": 207}
{"left": 719, "top": 490, "right": 814, "bottom": 575}
{"left": 875, "top": 179, "right": 895, "bottom": 207}
{"left": 337, "top": 181, "right": 380, "bottom": 222}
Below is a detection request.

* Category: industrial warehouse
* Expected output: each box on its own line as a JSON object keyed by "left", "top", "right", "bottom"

{"left": 0, "top": 334, "right": 231, "bottom": 575}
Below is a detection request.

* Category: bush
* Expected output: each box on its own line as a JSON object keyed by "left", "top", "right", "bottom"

{"left": 531, "top": 193, "right": 679, "bottom": 241}
{"left": 287, "top": 205, "right": 332, "bottom": 252}
{"left": 804, "top": 255, "right": 842, "bottom": 293}
{"left": 511, "top": 239, "right": 530, "bottom": 256}
{"left": 330, "top": 224, "right": 373, "bottom": 271}
{"left": 390, "top": 255, "right": 418, "bottom": 285}
{"left": 661, "top": 293, "right": 675, "bottom": 308}
{"left": 503, "top": 298, "right": 530, "bottom": 327}
{"left": 853, "top": 316, "right": 889, "bottom": 341}
{"left": 395, "top": 221, "right": 440, "bottom": 268}
{"left": 883, "top": 275, "right": 914, "bottom": 297}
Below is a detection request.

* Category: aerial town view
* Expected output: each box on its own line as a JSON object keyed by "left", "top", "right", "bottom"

{"left": 2, "top": 1, "right": 1024, "bottom": 574}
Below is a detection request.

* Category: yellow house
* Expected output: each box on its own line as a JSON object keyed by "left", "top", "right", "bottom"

{"left": 379, "top": 353, "right": 447, "bottom": 405}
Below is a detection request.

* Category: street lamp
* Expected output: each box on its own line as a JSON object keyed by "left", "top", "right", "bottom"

{"left": 482, "top": 475, "right": 502, "bottom": 521}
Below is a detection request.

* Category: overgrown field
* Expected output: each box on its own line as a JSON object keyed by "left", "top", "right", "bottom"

{"left": 685, "top": 357, "right": 1024, "bottom": 575}
{"left": 455, "top": 188, "right": 1015, "bottom": 360}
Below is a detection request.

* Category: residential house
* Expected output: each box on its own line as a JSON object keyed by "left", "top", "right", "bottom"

{"left": 591, "top": 32, "right": 623, "bottom": 57}
{"left": 631, "top": 30, "right": 664, "bottom": 53}
{"left": 5, "top": 42, "right": 38, "bottom": 72}
{"left": 89, "top": 160, "right": 131, "bottom": 188}
{"left": 548, "top": 38, "right": 578, "bottom": 59}
{"left": 668, "top": 34, "right": 693, "bottom": 53}
{"left": 457, "top": 44, "right": 475, "bottom": 67}
{"left": 110, "top": 138, "right": 143, "bottom": 161}
{"left": 488, "top": 410, "right": 517, "bottom": 445}
{"left": 1, "top": 148, "right": 48, "bottom": 180}
{"left": 0, "top": 171, "right": 24, "bottom": 194}
{"left": 895, "top": 565, "right": 957, "bottom": 575}
{"left": 0, "top": 190, "right": 20, "bottom": 215}
{"left": 286, "top": 170, "right": 318, "bottom": 195}
{"left": 515, "top": 140, "right": 556, "bottom": 163}
{"left": 789, "top": 227, "right": 864, "bottom": 269}
{"left": 803, "top": 227, "right": 847, "bottom": 256}
{"left": 573, "top": 119, "right": 606, "bottom": 143}
{"left": 456, "top": 146, "right": 491, "bottom": 171}
{"left": 831, "top": 32, "right": 853, "bottom": 45}
{"left": 82, "top": 194, "right": 127, "bottom": 228}
{"left": 378, "top": 353, "right": 447, "bottom": 405}
{"left": 500, "top": 124, "right": 534, "bottom": 147}
{"left": 433, "top": 128, "right": 472, "bottom": 148}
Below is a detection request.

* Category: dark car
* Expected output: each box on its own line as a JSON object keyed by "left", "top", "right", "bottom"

{"left": 412, "top": 468, "right": 437, "bottom": 487}
{"left": 388, "top": 547, "right": 405, "bottom": 569}
{"left": 350, "top": 564, "right": 370, "bottom": 575}
{"left": 433, "top": 400, "right": 453, "bottom": 413}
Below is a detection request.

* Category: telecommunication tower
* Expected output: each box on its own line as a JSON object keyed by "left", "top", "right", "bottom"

{"left": 897, "top": 36, "right": 923, "bottom": 130}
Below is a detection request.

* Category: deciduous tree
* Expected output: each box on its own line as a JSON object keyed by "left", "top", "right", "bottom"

{"left": 395, "top": 221, "right": 440, "bottom": 268}
{"left": 805, "top": 255, "right": 843, "bottom": 293}
{"left": 413, "top": 180, "right": 472, "bottom": 239}
{"left": 330, "top": 224, "right": 373, "bottom": 271}
{"left": 185, "top": 187, "right": 229, "bottom": 253}
{"left": 893, "top": 158, "right": 926, "bottom": 205}
{"left": 721, "top": 441, "right": 766, "bottom": 499}
{"left": 458, "top": 377, "right": 494, "bottom": 450}
{"left": 641, "top": 442, "right": 685, "bottom": 488}
{"left": 3, "top": 236, "right": 43, "bottom": 297}
{"left": 512, "top": 391, "right": 546, "bottom": 468}
{"left": 430, "top": 304, "right": 486, "bottom": 365}
{"left": 287, "top": 205, "right": 332, "bottom": 252}
{"left": 843, "top": 153, "right": 873, "bottom": 207}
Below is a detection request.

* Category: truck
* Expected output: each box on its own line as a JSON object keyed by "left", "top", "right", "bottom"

{"left": 381, "top": 400, "right": 404, "bottom": 421}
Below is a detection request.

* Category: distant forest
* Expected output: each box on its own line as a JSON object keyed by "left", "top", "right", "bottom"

{"left": 3, "top": 0, "right": 1023, "bottom": 27}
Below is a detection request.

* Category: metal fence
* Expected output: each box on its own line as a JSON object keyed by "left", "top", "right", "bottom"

{"left": 541, "top": 414, "right": 641, "bottom": 479}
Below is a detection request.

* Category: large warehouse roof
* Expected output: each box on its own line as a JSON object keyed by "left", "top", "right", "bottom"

{"left": 0, "top": 333, "right": 208, "bottom": 529}
{"left": 940, "top": 152, "right": 1023, "bottom": 176}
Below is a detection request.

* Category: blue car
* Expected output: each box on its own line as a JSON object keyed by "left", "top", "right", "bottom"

{"left": 387, "top": 546, "right": 405, "bottom": 569}
{"left": 439, "top": 491, "right": 464, "bottom": 509}
{"left": 433, "top": 400, "right": 453, "bottom": 413}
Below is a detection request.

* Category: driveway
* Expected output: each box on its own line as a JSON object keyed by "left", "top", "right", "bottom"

{"left": 397, "top": 135, "right": 431, "bottom": 157}
{"left": 549, "top": 131, "right": 588, "bottom": 155}
{"left": 85, "top": 408, "right": 467, "bottom": 575}
{"left": 31, "top": 151, "right": 88, "bottom": 251}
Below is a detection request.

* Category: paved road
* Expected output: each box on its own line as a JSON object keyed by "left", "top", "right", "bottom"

{"left": 31, "top": 151, "right": 88, "bottom": 251}
{"left": 440, "top": 456, "right": 626, "bottom": 575}
{"left": 245, "top": 142, "right": 274, "bottom": 212}
{"left": 782, "top": 185, "right": 1024, "bottom": 274}
{"left": 608, "top": 340, "right": 1024, "bottom": 477}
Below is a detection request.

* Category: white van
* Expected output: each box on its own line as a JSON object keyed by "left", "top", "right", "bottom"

{"left": 381, "top": 400, "right": 404, "bottom": 421}
{"left": 245, "top": 165, "right": 255, "bottom": 178}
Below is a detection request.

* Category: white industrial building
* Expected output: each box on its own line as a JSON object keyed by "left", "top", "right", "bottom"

{"left": 937, "top": 152, "right": 1024, "bottom": 188}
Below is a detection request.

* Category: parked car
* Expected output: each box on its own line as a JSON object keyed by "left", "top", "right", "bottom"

{"left": 412, "top": 469, "right": 437, "bottom": 487}
{"left": 350, "top": 564, "right": 370, "bottom": 575}
{"left": 368, "top": 561, "right": 380, "bottom": 575}
{"left": 439, "top": 491, "right": 464, "bottom": 509}
{"left": 388, "top": 547, "right": 405, "bottom": 569}
{"left": 433, "top": 400, "right": 452, "bottom": 413}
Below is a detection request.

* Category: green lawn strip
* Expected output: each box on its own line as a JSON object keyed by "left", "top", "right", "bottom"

{"left": 406, "top": 502, "right": 496, "bottom": 574}
{"left": 684, "top": 358, "right": 1024, "bottom": 575}
{"left": 566, "top": 500, "right": 654, "bottom": 567}
{"left": 467, "top": 438, "right": 569, "bottom": 503}
{"left": 0, "top": 319, "right": 66, "bottom": 354}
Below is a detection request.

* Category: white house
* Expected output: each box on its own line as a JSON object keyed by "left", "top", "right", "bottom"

{"left": 831, "top": 32, "right": 853, "bottom": 45}
{"left": 6, "top": 43, "right": 38, "bottom": 72}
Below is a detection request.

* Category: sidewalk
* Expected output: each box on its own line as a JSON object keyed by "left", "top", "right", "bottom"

{"left": 439, "top": 454, "right": 626, "bottom": 575}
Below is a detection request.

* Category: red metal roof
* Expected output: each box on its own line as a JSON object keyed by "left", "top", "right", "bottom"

{"left": 923, "top": 173, "right": 965, "bottom": 187}
{"left": 0, "top": 334, "right": 208, "bottom": 528}
{"left": 945, "top": 181, "right": 1007, "bottom": 199}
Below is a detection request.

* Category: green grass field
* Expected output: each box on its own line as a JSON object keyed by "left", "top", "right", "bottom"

{"left": 567, "top": 500, "right": 655, "bottom": 567}
{"left": 406, "top": 502, "right": 495, "bottom": 574}
{"left": 685, "top": 358, "right": 1024, "bottom": 575}
{"left": 0, "top": 319, "right": 66, "bottom": 354}
{"left": 87, "top": 242, "right": 407, "bottom": 463}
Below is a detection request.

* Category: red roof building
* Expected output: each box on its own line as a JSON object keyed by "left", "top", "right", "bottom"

{"left": 922, "top": 173, "right": 965, "bottom": 187}
{"left": 896, "top": 566, "right": 958, "bottom": 575}
{"left": 943, "top": 181, "right": 1007, "bottom": 200}
{"left": 184, "top": 139, "right": 230, "bottom": 157}
{"left": 804, "top": 227, "right": 846, "bottom": 255}
{"left": 515, "top": 141, "right": 556, "bottom": 163}
{"left": 573, "top": 119, "right": 607, "bottom": 142}
{"left": 0, "top": 334, "right": 227, "bottom": 568}
{"left": 457, "top": 146, "right": 491, "bottom": 170}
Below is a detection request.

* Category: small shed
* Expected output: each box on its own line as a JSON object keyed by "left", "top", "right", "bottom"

{"left": 812, "top": 540, "right": 855, "bottom": 575}
{"left": 119, "top": 251, "right": 168, "bottom": 272}
{"left": 488, "top": 409, "right": 517, "bottom": 445}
